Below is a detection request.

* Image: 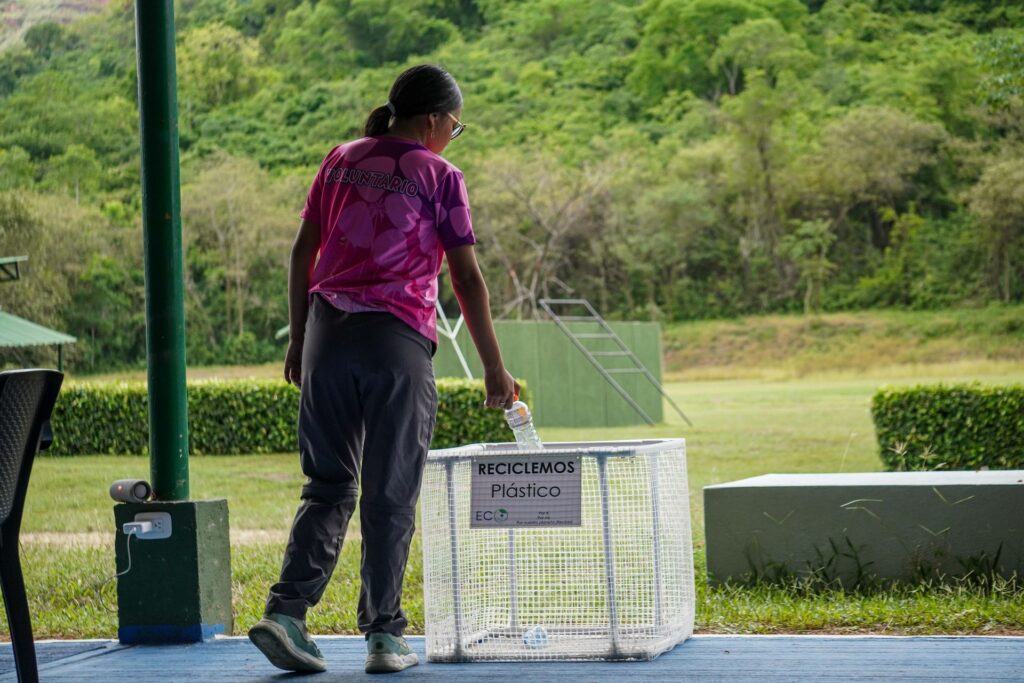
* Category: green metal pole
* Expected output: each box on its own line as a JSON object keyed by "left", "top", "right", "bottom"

{"left": 135, "top": 0, "right": 189, "bottom": 501}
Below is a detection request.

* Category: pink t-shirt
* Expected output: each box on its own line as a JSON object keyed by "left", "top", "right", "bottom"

{"left": 300, "top": 136, "right": 476, "bottom": 343}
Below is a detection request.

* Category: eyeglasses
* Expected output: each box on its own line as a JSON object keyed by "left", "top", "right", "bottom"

{"left": 446, "top": 112, "right": 466, "bottom": 140}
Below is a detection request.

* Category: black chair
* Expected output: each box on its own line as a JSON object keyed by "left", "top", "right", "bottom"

{"left": 0, "top": 369, "right": 63, "bottom": 683}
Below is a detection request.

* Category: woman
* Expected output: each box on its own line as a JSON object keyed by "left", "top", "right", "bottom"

{"left": 248, "top": 64, "right": 518, "bottom": 675}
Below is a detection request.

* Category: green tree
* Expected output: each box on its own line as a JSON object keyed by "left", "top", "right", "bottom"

{"left": 472, "top": 149, "right": 613, "bottom": 319}
{"left": 65, "top": 253, "right": 147, "bottom": 371}
{"left": 0, "top": 48, "right": 39, "bottom": 96}
{"left": 271, "top": 0, "right": 358, "bottom": 83}
{"left": 600, "top": 143, "right": 717, "bottom": 320}
{"left": 942, "top": 0, "right": 1024, "bottom": 31}
{"left": 796, "top": 107, "right": 947, "bottom": 252}
{"left": 847, "top": 208, "right": 984, "bottom": 309}
{"left": 0, "top": 193, "right": 33, "bottom": 254}
{"left": 0, "top": 70, "right": 136, "bottom": 164}
{"left": 706, "top": 19, "right": 816, "bottom": 312}
{"left": 0, "top": 192, "right": 109, "bottom": 361}
{"left": 779, "top": 219, "right": 836, "bottom": 314}
{"left": 977, "top": 28, "right": 1024, "bottom": 108}
{"left": 24, "top": 22, "right": 70, "bottom": 60}
{"left": 967, "top": 157, "right": 1024, "bottom": 302}
{"left": 181, "top": 152, "right": 297, "bottom": 343}
{"left": 0, "top": 147, "right": 35, "bottom": 190}
{"left": 629, "top": 0, "right": 768, "bottom": 102}
{"left": 43, "top": 144, "right": 103, "bottom": 204}
{"left": 177, "top": 23, "right": 267, "bottom": 118}
{"left": 719, "top": 70, "right": 810, "bottom": 270}
{"left": 709, "top": 17, "right": 813, "bottom": 95}
{"left": 344, "top": 0, "right": 459, "bottom": 66}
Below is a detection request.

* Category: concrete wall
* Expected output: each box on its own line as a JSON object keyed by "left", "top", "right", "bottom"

{"left": 434, "top": 319, "right": 664, "bottom": 427}
{"left": 703, "top": 471, "right": 1024, "bottom": 585}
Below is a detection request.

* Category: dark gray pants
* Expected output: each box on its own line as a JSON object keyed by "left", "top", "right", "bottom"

{"left": 265, "top": 294, "right": 437, "bottom": 636}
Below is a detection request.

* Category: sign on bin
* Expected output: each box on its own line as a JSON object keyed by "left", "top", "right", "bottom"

{"left": 470, "top": 455, "right": 582, "bottom": 528}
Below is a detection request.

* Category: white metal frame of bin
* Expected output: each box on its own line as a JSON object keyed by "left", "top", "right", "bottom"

{"left": 427, "top": 438, "right": 688, "bottom": 661}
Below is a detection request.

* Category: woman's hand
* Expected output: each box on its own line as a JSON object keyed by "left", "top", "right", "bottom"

{"left": 484, "top": 367, "right": 520, "bottom": 410}
{"left": 284, "top": 338, "right": 303, "bottom": 387}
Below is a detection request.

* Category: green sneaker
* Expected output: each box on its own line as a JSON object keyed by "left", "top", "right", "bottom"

{"left": 365, "top": 633, "right": 419, "bottom": 674}
{"left": 248, "top": 612, "right": 326, "bottom": 673}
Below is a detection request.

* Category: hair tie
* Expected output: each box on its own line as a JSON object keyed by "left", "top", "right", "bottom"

{"left": 385, "top": 101, "right": 396, "bottom": 116}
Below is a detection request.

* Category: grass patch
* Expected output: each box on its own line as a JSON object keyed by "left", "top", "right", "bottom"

{"left": 7, "top": 538, "right": 421, "bottom": 640}
{"left": 698, "top": 555, "right": 1024, "bottom": 635}
{"left": 7, "top": 543, "right": 1021, "bottom": 639}
{"left": 22, "top": 455, "right": 308, "bottom": 533}
{"left": 662, "top": 304, "right": 1024, "bottom": 380}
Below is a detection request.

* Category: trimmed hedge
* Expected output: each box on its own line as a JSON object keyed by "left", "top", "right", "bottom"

{"left": 871, "top": 383, "right": 1024, "bottom": 471}
{"left": 49, "top": 378, "right": 525, "bottom": 456}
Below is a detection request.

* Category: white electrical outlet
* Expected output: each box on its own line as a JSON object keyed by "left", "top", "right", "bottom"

{"left": 132, "top": 512, "right": 172, "bottom": 540}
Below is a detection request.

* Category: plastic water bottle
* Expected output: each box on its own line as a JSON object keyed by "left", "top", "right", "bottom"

{"left": 505, "top": 400, "right": 543, "bottom": 449}
{"left": 522, "top": 625, "right": 549, "bottom": 649}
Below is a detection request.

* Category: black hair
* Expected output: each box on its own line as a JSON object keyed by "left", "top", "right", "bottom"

{"left": 364, "top": 64, "right": 463, "bottom": 137}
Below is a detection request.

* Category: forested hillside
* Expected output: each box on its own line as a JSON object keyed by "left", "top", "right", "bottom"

{"left": 1, "top": 0, "right": 1022, "bottom": 371}
{"left": 0, "top": 0, "right": 107, "bottom": 50}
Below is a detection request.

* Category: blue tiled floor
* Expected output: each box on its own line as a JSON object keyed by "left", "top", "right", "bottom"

{"left": 0, "top": 639, "right": 108, "bottom": 675}
{"left": 0, "top": 635, "right": 1020, "bottom": 682}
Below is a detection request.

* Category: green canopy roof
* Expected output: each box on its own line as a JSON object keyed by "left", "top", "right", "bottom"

{"left": 0, "top": 311, "right": 76, "bottom": 348}
{"left": 0, "top": 255, "right": 27, "bottom": 282}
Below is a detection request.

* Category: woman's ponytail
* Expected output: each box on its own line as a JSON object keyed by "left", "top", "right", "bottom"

{"left": 364, "top": 105, "right": 393, "bottom": 137}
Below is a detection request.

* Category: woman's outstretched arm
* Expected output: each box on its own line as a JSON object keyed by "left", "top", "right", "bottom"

{"left": 446, "top": 244, "right": 519, "bottom": 410}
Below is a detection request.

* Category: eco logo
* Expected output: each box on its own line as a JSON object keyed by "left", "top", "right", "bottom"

{"left": 495, "top": 508, "right": 508, "bottom": 521}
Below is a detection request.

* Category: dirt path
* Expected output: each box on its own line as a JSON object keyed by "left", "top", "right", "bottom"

{"left": 20, "top": 530, "right": 360, "bottom": 547}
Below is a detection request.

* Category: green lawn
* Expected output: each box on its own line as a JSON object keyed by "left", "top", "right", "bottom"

{"left": 10, "top": 361, "right": 1024, "bottom": 638}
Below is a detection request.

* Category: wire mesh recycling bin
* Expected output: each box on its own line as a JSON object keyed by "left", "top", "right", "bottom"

{"left": 421, "top": 439, "right": 694, "bottom": 662}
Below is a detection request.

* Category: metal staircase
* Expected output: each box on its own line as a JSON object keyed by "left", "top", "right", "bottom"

{"left": 538, "top": 298, "right": 692, "bottom": 426}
